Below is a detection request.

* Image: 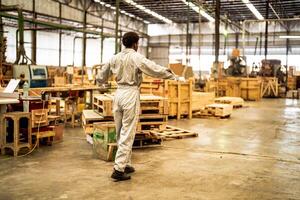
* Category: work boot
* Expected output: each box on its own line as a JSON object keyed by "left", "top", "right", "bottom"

{"left": 111, "top": 169, "right": 131, "bottom": 182}
{"left": 124, "top": 166, "right": 135, "bottom": 174}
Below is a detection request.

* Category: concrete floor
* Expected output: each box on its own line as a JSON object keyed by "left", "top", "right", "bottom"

{"left": 0, "top": 99, "right": 299, "bottom": 200}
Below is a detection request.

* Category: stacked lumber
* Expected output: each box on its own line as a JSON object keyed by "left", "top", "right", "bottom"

{"left": 193, "top": 103, "right": 233, "bottom": 118}
{"left": 192, "top": 92, "right": 215, "bottom": 111}
{"left": 214, "top": 97, "right": 244, "bottom": 108}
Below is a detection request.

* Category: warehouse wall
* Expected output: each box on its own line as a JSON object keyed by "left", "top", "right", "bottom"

{"left": 2, "top": 0, "right": 148, "bottom": 67}
{"left": 149, "top": 22, "right": 300, "bottom": 73}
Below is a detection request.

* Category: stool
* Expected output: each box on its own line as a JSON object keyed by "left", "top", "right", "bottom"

{"left": 1, "top": 112, "right": 32, "bottom": 156}
{"left": 64, "top": 97, "right": 80, "bottom": 128}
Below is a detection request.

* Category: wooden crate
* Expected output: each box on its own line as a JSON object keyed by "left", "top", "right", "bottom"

{"left": 211, "top": 77, "right": 261, "bottom": 101}
{"left": 31, "top": 109, "right": 48, "bottom": 128}
{"left": 140, "top": 78, "right": 193, "bottom": 119}
{"left": 92, "top": 122, "right": 117, "bottom": 161}
{"left": 166, "top": 79, "right": 193, "bottom": 119}
{"left": 93, "top": 94, "right": 113, "bottom": 117}
{"left": 192, "top": 92, "right": 215, "bottom": 111}
{"left": 260, "top": 77, "right": 278, "bottom": 98}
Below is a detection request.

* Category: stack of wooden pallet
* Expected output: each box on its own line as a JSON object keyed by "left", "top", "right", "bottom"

{"left": 138, "top": 95, "right": 168, "bottom": 132}
{"left": 140, "top": 78, "right": 193, "bottom": 119}
{"left": 91, "top": 94, "right": 169, "bottom": 146}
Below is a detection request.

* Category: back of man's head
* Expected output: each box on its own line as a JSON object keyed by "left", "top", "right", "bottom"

{"left": 122, "top": 32, "right": 139, "bottom": 48}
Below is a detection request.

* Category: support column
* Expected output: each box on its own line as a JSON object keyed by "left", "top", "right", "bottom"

{"left": 264, "top": 0, "right": 269, "bottom": 59}
{"left": 0, "top": 0, "right": 3, "bottom": 39}
{"left": 115, "top": 0, "right": 120, "bottom": 54}
{"left": 82, "top": 10, "right": 87, "bottom": 66}
{"left": 214, "top": 0, "right": 220, "bottom": 63}
{"left": 100, "top": 19, "right": 104, "bottom": 63}
{"left": 235, "top": 32, "right": 239, "bottom": 49}
{"left": 58, "top": 2, "right": 62, "bottom": 67}
{"left": 31, "top": 0, "right": 37, "bottom": 63}
{"left": 186, "top": 0, "right": 190, "bottom": 66}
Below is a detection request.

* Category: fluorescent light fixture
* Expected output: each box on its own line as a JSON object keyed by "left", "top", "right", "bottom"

{"left": 279, "top": 35, "right": 300, "bottom": 39}
{"left": 242, "top": 0, "right": 264, "bottom": 20}
{"left": 123, "top": 0, "right": 173, "bottom": 24}
{"left": 181, "top": 0, "right": 215, "bottom": 22}
{"left": 94, "top": 0, "right": 149, "bottom": 24}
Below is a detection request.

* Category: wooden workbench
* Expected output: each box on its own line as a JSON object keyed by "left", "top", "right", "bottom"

{"left": 19, "top": 85, "right": 107, "bottom": 110}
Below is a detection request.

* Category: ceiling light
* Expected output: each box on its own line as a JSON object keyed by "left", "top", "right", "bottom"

{"left": 242, "top": 0, "right": 264, "bottom": 20}
{"left": 94, "top": 0, "right": 148, "bottom": 24}
{"left": 123, "top": 0, "right": 173, "bottom": 24}
{"left": 279, "top": 35, "right": 300, "bottom": 39}
{"left": 181, "top": 0, "right": 215, "bottom": 22}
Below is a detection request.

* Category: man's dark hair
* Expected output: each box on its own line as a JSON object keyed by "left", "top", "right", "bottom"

{"left": 122, "top": 32, "right": 139, "bottom": 48}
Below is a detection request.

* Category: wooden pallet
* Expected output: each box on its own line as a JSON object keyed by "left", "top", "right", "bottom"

{"left": 82, "top": 110, "right": 113, "bottom": 135}
{"left": 193, "top": 103, "right": 233, "bottom": 118}
{"left": 133, "top": 132, "right": 163, "bottom": 148}
{"left": 150, "top": 125, "right": 198, "bottom": 139}
{"left": 140, "top": 95, "right": 168, "bottom": 115}
{"left": 137, "top": 114, "right": 168, "bottom": 132}
{"left": 93, "top": 94, "right": 113, "bottom": 117}
{"left": 214, "top": 97, "right": 244, "bottom": 108}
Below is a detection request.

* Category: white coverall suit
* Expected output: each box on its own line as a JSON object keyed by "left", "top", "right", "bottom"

{"left": 97, "top": 48, "right": 176, "bottom": 172}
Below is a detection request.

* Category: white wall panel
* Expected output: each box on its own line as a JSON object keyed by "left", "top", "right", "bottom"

{"left": 2, "top": 0, "right": 33, "bottom": 11}
{"left": 36, "top": 0, "right": 59, "bottom": 17}
{"left": 62, "top": 4, "right": 83, "bottom": 22}
{"left": 36, "top": 31, "right": 59, "bottom": 66}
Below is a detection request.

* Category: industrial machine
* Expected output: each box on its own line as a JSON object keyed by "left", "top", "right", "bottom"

{"left": 224, "top": 49, "right": 247, "bottom": 77}
{"left": 13, "top": 65, "right": 48, "bottom": 88}
{"left": 258, "top": 59, "right": 287, "bottom": 84}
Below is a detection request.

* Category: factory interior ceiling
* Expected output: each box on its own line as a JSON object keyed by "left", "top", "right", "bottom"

{"left": 100, "top": 0, "right": 300, "bottom": 23}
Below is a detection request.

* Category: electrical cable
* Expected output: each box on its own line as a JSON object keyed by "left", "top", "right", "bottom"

{"left": 16, "top": 99, "right": 47, "bottom": 157}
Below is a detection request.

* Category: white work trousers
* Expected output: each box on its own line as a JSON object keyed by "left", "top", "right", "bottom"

{"left": 113, "top": 86, "right": 140, "bottom": 172}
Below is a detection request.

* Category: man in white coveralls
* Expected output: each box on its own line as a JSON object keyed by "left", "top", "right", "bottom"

{"left": 97, "top": 32, "right": 183, "bottom": 181}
